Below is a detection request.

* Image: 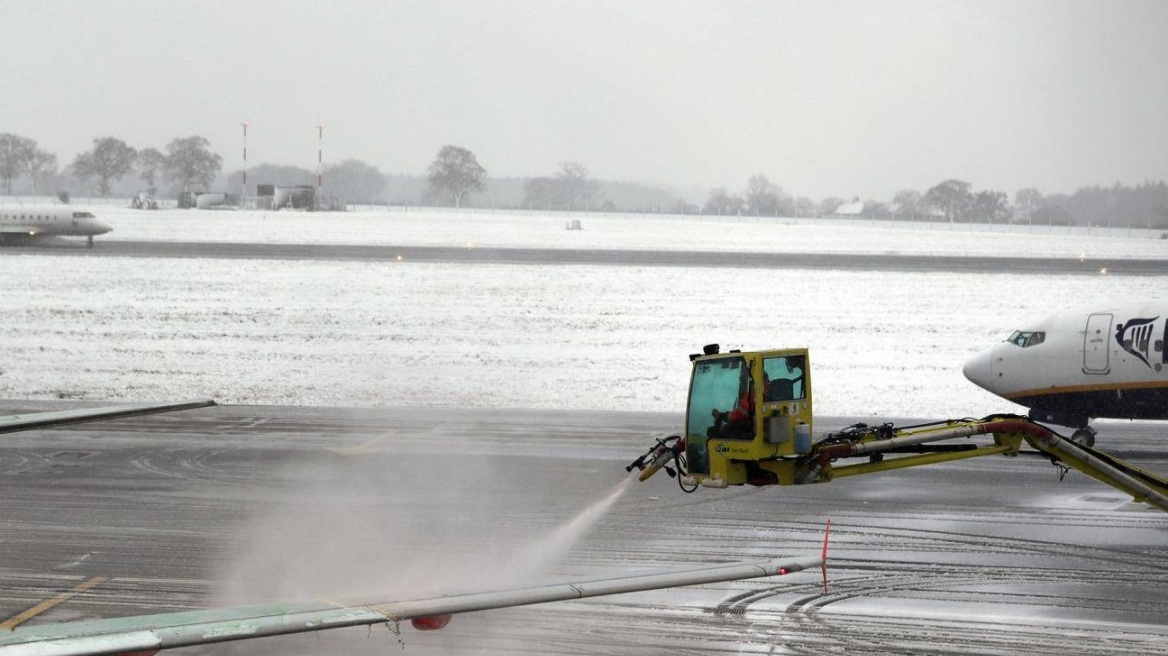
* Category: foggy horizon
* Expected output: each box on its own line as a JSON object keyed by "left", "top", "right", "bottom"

{"left": 3, "top": 1, "right": 1167, "bottom": 200}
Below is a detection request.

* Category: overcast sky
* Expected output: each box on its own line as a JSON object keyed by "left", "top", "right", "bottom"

{"left": 3, "top": 0, "right": 1166, "bottom": 200}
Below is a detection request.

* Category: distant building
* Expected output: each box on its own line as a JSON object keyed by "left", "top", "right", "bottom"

{"left": 195, "top": 193, "right": 229, "bottom": 209}
{"left": 177, "top": 191, "right": 237, "bottom": 209}
{"left": 269, "top": 185, "right": 315, "bottom": 211}
{"left": 833, "top": 198, "right": 865, "bottom": 216}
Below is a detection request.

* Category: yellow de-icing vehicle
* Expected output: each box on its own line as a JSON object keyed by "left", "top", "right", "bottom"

{"left": 682, "top": 345, "right": 813, "bottom": 487}
{"left": 628, "top": 344, "right": 1168, "bottom": 513}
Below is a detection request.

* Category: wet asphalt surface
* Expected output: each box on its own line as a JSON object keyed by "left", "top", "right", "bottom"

{"left": 2, "top": 401, "right": 1166, "bottom": 655}
{"left": 4, "top": 238, "right": 1168, "bottom": 653}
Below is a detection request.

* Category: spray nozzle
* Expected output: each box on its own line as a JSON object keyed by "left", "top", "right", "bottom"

{"left": 628, "top": 435, "right": 685, "bottom": 482}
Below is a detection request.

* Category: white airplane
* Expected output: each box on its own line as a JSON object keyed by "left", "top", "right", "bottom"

{"left": 0, "top": 400, "right": 829, "bottom": 655}
{"left": 963, "top": 302, "right": 1168, "bottom": 445}
{"left": 0, "top": 205, "right": 112, "bottom": 248}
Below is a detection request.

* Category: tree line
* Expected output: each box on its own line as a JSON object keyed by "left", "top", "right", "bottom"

{"left": 0, "top": 133, "right": 222, "bottom": 198}
{"left": 2, "top": 130, "right": 1165, "bottom": 227}
{"left": 699, "top": 176, "right": 1168, "bottom": 229}
{"left": 0, "top": 132, "right": 489, "bottom": 207}
{"left": 886, "top": 180, "right": 1168, "bottom": 229}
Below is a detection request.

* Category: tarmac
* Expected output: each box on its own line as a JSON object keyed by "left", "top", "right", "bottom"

{"left": 2, "top": 401, "right": 1167, "bottom": 655}
{"left": 23, "top": 238, "right": 1168, "bottom": 275}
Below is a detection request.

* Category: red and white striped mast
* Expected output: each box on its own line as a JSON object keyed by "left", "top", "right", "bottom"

{"left": 316, "top": 123, "right": 325, "bottom": 195}
{"left": 240, "top": 121, "right": 249, "bottom": 206}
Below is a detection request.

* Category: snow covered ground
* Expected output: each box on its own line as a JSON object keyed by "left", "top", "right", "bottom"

{"left": 90, "top": 204, "right": 1168, "bottom": 259}
{"left": 2, "top": 207, "right": 1166, "bottom": 419}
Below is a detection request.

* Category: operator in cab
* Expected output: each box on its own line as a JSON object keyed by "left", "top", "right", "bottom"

{"left": 710, "top": 366, "right": 756, "bottom": 439}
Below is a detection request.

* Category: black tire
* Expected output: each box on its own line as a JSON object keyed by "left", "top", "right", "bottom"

{"left": 1071, "top": 428, "right": 1096, "bottom": 448}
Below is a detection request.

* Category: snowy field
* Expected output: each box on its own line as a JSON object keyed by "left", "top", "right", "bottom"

{"left": 2, "top": 207, "right": 1166, "bottom": 419}
{"left": 82, "top": 204, "right": 1168, "bottom": 259}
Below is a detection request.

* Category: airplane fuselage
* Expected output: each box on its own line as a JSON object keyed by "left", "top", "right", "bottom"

{"left": 0, "top": 205, "right": 112, "bottom": 246}
{"left": 964, "top": 302, "right": 1168, "bottom": 429}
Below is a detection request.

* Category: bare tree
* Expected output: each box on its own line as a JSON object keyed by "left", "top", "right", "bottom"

{"left": 426, "top": 145, "right": 486, "bottom": 208}
{"left": 523, "top": 176, "right": 557, "bottom": 209}
{"left": 137, "top": 147, "right": 166, "bottom": 195}
{"left": 893, "top": 189, "right": 922, "bottom": 220}
{"left": 556, "top": 161, "right": 601, "bottom": 209}
{"left": 818, "top": 197, "right": 846, "bottom": 217}
{"left": 1013, "top": 188, "right": 1043, "bottom": 224}
{"left": 862, "top": 200, "right": 890, "bottom": 218}
{"left": 164, "top": 136, "right": 222, "bottom": 192}
{"left": 793, "top": 197, "right": 816, "bottom": 218}
{"left": 704, "top": 187, "right": 743, "bottom": 215}
{"left": 922, "top": 179, "right": 974, "bottom": 223}
{"left": 0, "top": 133, "right": 36, "bottom": 195}
{"left": 22, "top": 149, "right": 57, "bottom": 194}
{"left": 72, "top": 137, "right": 138, "bottom": 197}
{"left": 670, "top": 198, "right": 697, "bottom": 214}
{"left": 324, "top": 159, "right": 388, "bottom": 204}
{"left": 522, "top": 163, "right": 601, "bottom": 210}
{"left": 971, "top": 190, "right": 1011, "bottom": 223}
{"left": 744, "top": 174, "right": 785, "bottom": 216}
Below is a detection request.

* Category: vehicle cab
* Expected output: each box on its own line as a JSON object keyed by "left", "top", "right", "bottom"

{"left": 684, "top": 345, "right": 812, "bottom": 486}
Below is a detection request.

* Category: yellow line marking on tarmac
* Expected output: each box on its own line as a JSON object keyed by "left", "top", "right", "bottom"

{"left": 1, "top": 576, "right": 109, "bottom": 631}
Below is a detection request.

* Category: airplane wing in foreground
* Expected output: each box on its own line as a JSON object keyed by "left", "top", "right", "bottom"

{"left": 0, "top": 399, "right": 217, "bottom": 435}
{"left": 0, "top": 554, "right": 824, "bottom": 656}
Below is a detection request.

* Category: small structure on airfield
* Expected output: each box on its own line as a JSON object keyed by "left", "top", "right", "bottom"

{"left": 195, "top": 193, "right": 229, "bottom": 209}
{"left": 832, "top": 198, "right": 865, "bottom": 216}
{"left": 271, "top": 185, "right": 316, "bottom": 211}
{"left": 254, "top": 185, "right": 342, "bottom": 211}
{"left": 131, "top": 192, "right": 159, "bottom": 209}
{"left": 177, "top": 191, "right": 238, "bottom": 209}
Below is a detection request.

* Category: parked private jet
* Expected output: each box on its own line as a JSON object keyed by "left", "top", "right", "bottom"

{"left": 964, "top": 302, "right": 1168, "bottom": 445}
{"left": 0, "top": 205, "right": 112, "bottom": 247}
{"left": 0, "top": 400, "right": 828, "bottom": 655}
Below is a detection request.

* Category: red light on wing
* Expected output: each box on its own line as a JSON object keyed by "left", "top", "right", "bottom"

{"left": 778, "top": 567, "right": 788, "bottom": 575}
{"left": 411, "top": 614, "right": 453, "bottom": 630}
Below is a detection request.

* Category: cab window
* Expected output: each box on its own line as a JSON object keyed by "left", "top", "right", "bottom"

{"left": 687, "top": 356, "right": 749, "bottom": 441}
{"left": 686, "top": 356, "right": 752, "bottom": 473}
{"left": 1007, "top": 330, "right": 1045, "bottom": 347}
{"left": 763, "top": 354, "right": 806, "bottom": 401}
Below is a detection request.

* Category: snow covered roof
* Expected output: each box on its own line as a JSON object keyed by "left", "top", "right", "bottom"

{"left": 833, "top": 200, "right": 865, "bottom": 215}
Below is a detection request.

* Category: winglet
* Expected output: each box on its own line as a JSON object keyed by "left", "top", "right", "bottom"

{"left": 821, "top": 518, "right": 830, "bottom": 593}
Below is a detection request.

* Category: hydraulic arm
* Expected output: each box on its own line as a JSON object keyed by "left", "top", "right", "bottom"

{"left": 630, "top": 414, "right": 1168, "bottom": 513}
{"left": 627, "top": 345, "right": 1168, "bottom": 513}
